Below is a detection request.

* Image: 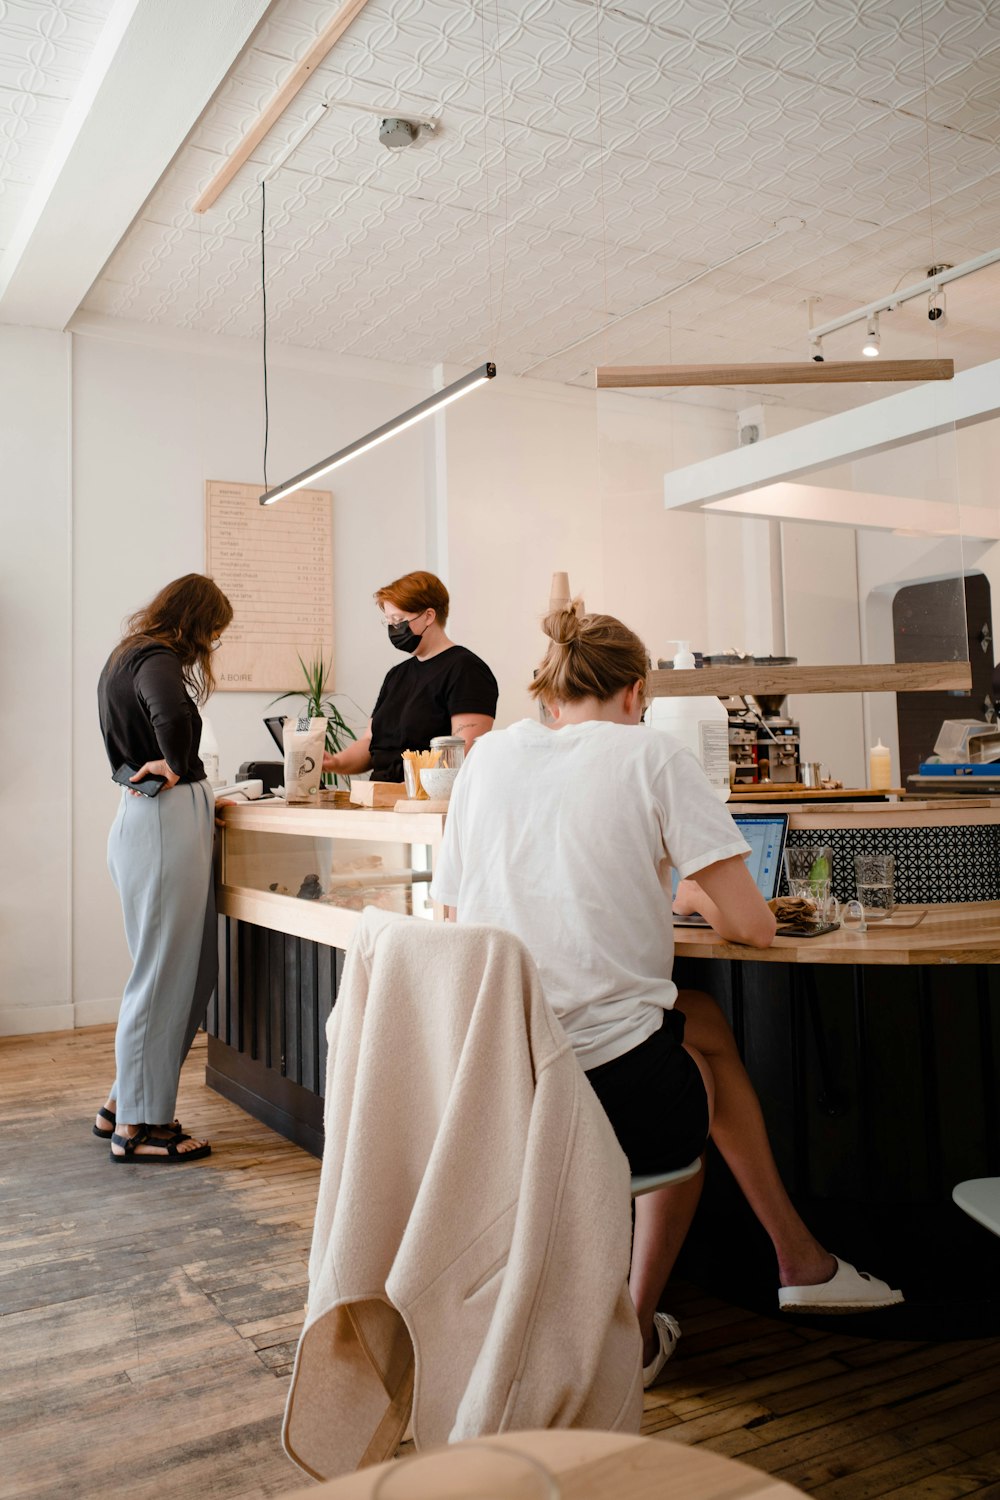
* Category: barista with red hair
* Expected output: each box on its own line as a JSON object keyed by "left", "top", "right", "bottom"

{"left": 324, "top": 570, "right": 498, "bottom": 782}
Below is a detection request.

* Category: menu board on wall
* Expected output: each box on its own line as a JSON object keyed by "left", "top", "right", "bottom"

{"left": 205, "top": 479, "right": 333, "bottom": 692}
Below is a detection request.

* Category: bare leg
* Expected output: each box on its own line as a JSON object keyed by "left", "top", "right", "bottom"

{"left": 632, "top": 1174, "right": 703, "bottom": 1361}
{"left": 675, "top": 990, "right": 836, "bottom": 1288}
{"left": 632, "top": 1043, "right": 715, "bottom": 1361}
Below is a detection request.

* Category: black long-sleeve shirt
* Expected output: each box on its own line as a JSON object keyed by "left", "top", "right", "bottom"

{"left": 98, "top": 641, "right": 205, "bottom": 782}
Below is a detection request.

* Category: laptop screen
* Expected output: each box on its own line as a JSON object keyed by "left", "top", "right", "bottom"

{"left": 670, "top": 812, "right": 788, "bottom": 905}
{"left": 731, "top": 813, "right": 788, "bottom": 900}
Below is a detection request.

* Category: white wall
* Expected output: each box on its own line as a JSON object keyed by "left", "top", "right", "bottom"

{"left": 441, "top": 378, "right": 736, "bottom": 725}
{"left": 67, "top": 322, "right": 429, "bottom": 1025}
{"left": 0, "top": 328, "right": 73, "bottom": 1033}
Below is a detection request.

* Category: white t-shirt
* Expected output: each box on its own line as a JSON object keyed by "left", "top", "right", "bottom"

{"left": 430, "top": 719, "right": 749, "bottom": 1070}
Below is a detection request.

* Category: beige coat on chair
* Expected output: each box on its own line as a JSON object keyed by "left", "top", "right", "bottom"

{"left": 283, "top": 910, "right": 643, "bottom": 1481}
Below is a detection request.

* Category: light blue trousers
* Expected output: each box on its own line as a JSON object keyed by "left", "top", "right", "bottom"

{"left": 107, "top": 779, "right": 216, "bottom": 1125}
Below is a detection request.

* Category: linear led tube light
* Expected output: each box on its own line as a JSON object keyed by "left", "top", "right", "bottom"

{"left": 260, "top": 361, "right": 497, "bottom": 505}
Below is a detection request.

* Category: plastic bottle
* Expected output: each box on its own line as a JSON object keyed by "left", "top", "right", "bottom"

{"left": 199, "top": 713, "right": 222, "bottom": 788}
{"left": 647, "top": 641, "right": 731, "bottom": 802}
{"left": 869, "top": 739, "right": 892, "bottom": 791}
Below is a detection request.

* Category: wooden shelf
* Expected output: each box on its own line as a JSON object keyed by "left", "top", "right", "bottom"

{"left": 729, "top": 786, "right": 905, "bottom": 800}
{"left": 647, "top": 660, "right": 971, "bottom": 698}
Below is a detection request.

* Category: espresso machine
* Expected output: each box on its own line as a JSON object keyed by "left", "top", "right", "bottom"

{"left": 726, "top": 694, "right": 801, "bottom": 784}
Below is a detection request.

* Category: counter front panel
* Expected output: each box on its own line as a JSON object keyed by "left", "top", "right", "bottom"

{"left": 210, "top": 801, "right": 448, "bottom": 1152}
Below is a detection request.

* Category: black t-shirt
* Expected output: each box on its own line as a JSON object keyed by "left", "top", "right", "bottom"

{"left": 98, "top": 641, "right": 206, "bottom": 782}
{"left": 369, "top": 645, "right": 499, "bottom": 782}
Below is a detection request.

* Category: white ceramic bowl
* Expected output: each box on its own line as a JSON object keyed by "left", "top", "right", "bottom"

{"left": 419, "top": 766, "right": 459, "bottom": 801}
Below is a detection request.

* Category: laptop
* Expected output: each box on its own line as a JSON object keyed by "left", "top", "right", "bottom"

{"left": 672, "top": 812, "right": 788, "bottom": 927}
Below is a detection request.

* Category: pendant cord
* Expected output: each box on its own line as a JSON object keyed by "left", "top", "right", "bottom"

{"left": 917, "top": 0, "right": 937, "bottom": 275}
{"left": 491, "top": 0, "right": 510, "bottom": 356}
{"left": 261, "top": 178, "right": 270, "bottom": 492}
{"left": 594, "top": 0, "right": 610, "bottom": 366}
{"left": 478, "top": 5, "right": 496, "bottom": 348}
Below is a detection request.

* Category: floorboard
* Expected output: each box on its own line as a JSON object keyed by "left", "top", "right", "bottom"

{"left": 2, "top": 1025, "right": 999, "bottom": 1499}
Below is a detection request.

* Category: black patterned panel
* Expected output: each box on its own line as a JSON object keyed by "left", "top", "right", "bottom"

{"left": 782, "top": 825, "right": 1000, "bottom": 904}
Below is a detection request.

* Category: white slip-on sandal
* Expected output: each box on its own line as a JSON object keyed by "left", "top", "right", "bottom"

{"left": 778, "top": 1256, "right": 903, "bottom": 1313}
{"left": 642, "top": 1311, "right": 682, "bottom": 1387}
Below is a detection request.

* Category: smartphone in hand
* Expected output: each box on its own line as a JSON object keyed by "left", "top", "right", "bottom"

{"left": 112, "top": 763, "right": 168, "bottom": 797}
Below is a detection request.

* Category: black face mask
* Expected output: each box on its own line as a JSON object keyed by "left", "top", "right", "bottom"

{"left": 388, "top": 619, "right": 423, "bottom": 654}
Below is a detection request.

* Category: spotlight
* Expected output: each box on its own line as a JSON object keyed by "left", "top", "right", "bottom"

{"left": 861, "top": 315, "right": 880, "bottom": 357}
{"left": 810, "top": 337, "right": 825, "bottom": 362}
{"left": 928, "top": 288, "right": 946, "bottom": 322}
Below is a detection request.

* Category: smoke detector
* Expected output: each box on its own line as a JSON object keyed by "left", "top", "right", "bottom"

{"left": 379, "top": 117, "right": 419, "bottom": 149}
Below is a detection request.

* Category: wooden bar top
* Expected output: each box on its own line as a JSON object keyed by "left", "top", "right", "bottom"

{"left": 675, "top": 902, "right": 1000, "bottom": 966}
{"left": 219, "top": 795, "right": 446, "bottom": 842}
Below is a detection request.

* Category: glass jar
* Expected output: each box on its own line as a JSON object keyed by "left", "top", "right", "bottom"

{"left": 430, "top": 735, "right": 466, "bottom": 772}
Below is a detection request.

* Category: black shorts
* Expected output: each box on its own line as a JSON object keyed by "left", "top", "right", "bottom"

{"left": 584, "top": 1010, "right": 709, "bottom": 1175}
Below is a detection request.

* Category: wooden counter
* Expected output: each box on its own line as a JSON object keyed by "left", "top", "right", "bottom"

{"left": 218, "top": 795, "right": 447, "bottom": 844}
{"left": 675, "top": 901, "right": 1000, "bottom": 965}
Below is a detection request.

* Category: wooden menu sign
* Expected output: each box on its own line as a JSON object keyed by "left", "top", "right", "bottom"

{"left": 205, "top": 479, "right": 333, "bottom": 692}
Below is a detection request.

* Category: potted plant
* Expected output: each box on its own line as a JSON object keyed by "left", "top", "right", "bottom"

{"left": 270, "top": 651, "right": 359, "bottom": 790}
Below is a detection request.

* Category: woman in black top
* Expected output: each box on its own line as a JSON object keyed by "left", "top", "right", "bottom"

{"left": 324, "top": 571, "right": 498, "bottom": 783}
{"left": 95, "top": 573, "right": 233, "bottom": 1163}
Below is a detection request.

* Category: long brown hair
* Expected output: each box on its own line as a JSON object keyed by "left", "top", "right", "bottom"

{"left": 113, "top": 574, "right": 233, "bottom": 703}
{"left": 374, "top": 570, "right": 450, "bottom": 627}
{"left": 529, "top": 602, "right": 649, "bottom": 707}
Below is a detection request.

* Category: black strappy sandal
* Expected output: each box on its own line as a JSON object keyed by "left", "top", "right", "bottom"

{"left": 110, "top": 1125, "right": 211, "bottom": 1164}
{"left": 93, "top": 1107, "right": 182, "bottom": 1140}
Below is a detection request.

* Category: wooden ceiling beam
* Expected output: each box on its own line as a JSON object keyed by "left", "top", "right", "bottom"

{"left": 193, "top": 0, "right": 373, "bottom": 214}
{"left": 596, "top": 359, "right": 955, "bottom": 388}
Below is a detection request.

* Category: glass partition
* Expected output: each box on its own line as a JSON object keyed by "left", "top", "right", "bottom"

{"left": 223, "top": 828, "right": 434, "bottom": 919}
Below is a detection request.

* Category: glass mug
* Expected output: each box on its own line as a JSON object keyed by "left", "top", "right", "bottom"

{"left": 784, "top": 845, "right": 836, "bottom": 922}
{"left": 854, "top": 853, "right": 895, "bottom": 921}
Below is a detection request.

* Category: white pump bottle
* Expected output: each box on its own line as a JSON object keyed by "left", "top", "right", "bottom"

{"left": 646, "top": 641, "right": 731, "bottom": 802}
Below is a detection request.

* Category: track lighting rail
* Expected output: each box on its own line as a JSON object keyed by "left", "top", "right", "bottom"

{"left": 809, "top": 248, "right": 1000, "bottom": 343}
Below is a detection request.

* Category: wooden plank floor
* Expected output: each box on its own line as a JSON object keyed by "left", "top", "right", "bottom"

{"left": 2, "top": 1025, "right": 999, "bottom": 1499}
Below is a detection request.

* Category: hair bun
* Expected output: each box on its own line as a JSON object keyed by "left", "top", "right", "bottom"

{"left": 543, "top": 600, "right": 585, "bottom": 646}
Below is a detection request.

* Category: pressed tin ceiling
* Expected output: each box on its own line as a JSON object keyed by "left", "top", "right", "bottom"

{"left": 0, "top": 0, "right": 118, "bottom": 251}
{"left": 7, "top": 0, "right": 1000, "bottom": 400}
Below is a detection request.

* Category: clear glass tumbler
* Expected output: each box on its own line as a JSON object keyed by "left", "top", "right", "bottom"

{"left": 854, "top": 853, "right": 895, "bottom": 921}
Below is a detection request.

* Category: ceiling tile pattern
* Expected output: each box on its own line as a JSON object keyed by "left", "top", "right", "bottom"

{"left": 0, "top": 0, "right": 116, "bottom": 251}
{"left": 77, "top": 0, "right": 1000, "bottom": 391}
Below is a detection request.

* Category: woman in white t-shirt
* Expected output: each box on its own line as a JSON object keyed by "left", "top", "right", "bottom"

{"left": 432, "top": 605, "right": 901, "bottom": 1386}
